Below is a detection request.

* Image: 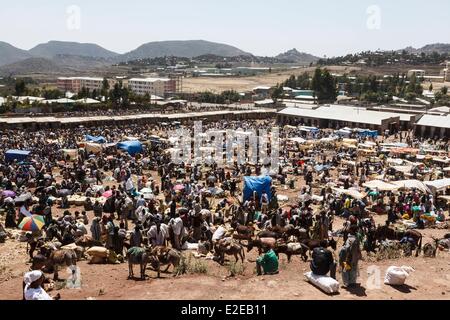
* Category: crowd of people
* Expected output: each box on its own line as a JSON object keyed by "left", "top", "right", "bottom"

{"left": 0, "top": 118, "right": 449, "bottom": 300}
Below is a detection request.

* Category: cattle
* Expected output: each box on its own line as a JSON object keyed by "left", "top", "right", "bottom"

{"left": 246, "top": 238, "right": 277, "bottom": 255}
{"left": 301, "top": 238, "right": 337, "bottom": 256}
{"left": 214, "top": 238, "right": 245, "bottom": 265}
{"left": 257, "top": 231, "right": 282, "bottom": 239}
{"left": 268, "top": 225, "right": 289, "bottom": 234}
{"left": 231, "top": 221, "right": 255, "bottom": 239}
{"left": 273, "top": 242, "right": 309, "bottom": 262}
{"left": 283, "top": 227, "right": 309, "bottom": 241}
{"left": 398, "top": 230, "right": 423, "bottom": 257}
{"left": 148, "top": 246, "right": 182, "bottom": 278}
{"left": 126, "top": 247, "right": 151, "bottom": 280}
{"left": 375, "top": 226, "right": 423, "bottom": 257}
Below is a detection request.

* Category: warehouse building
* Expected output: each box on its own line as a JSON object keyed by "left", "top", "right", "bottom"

{"left": 278, "top": 105, "right": 405, "bottom": 133}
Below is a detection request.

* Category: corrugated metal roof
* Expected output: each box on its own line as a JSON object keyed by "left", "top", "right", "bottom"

{"left": 416, "top": 114, "right": 450, "bottom": 129}
{"left": 278, "top": 105, "right": 402, "bottom": 126}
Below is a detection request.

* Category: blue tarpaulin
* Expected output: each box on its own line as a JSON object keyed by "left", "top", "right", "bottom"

{"left": 5, "top": 150, "right": 31, "bottom": 162}
{"left": 357, "top": 130, "right": 378, "bottom": 138}
{"left": 243, "top": 176, "right": 272, "bottom": 203}
{"left": 117, "top": 141, "right": 143, "bottom": 156}
{"left": 85, "top": 135, "right": 107, "bottom": 144}
{"left": 314, "top": 164, "right": 331, "bottom": 172}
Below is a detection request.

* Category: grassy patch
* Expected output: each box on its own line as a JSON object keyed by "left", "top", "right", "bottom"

{"left": 175, "top": 254, "right": 208, "bottom": 275}
{"left": 228, "top": 262, "right": 245, "bottom": 277}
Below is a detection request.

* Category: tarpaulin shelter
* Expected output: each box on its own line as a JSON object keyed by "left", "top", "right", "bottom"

{"left": 357, "top": 129, "right": 378, "bottom": 138}
{"left": 337, "top": 129, "right": 352, "bottom": 137}
{"left": 85, "top": 135, "right": 107, "bottom": 144}
{"left": 332, "top": 187, "right": 366, "bottom": 200}
{"left": 5, "top": 150, "right": 31, "bottom": 162}
{"left": 117, "top": 141, "right": 143, "bottom": 156}
{"left": 314, "top": 164, "right": 331, "bottom": 172}
{"left": 363, "top": 180, "right": 399, "bottom": 191}
{"left": 85, "top": 143, "right": 103, "bottom": 155}
{"left": 391, "top": 180, "right": 431, "bottom": 194}
{"left": 243, "top": 176, "right": 272, "bottom": 202}
{"left": 288, "top": 137, "right": 307, "bottom": 144}
{"left": 60, "top": 149, "right": 78, "bottom": 161}
{"left": 425, "top": 179, "right": 450, "bottom": 194}
{"left": 300, "top": 126, "right": 319, "bottom": 133}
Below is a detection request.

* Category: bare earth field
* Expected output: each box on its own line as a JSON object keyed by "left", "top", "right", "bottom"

{"left": 183, "top": 66, "right": 361, "bottom": 93}
{"left": 0, "top": 216, "right": 449, "bottom": 300}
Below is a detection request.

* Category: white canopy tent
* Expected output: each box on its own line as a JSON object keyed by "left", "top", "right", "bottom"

{"left": 332, "top": 187, "right": 366, "bottom": 200}
{"left": 391, "top": 180, "right": 431, "bottom": 194}
{"left": 363, "top": 180, "right": 399, "bottom": 191}
{"left": 288, "top": 137, "right": 307, "bottom": 144}
{"left": 425, "top": 179, "right": 450, "bottom": 193}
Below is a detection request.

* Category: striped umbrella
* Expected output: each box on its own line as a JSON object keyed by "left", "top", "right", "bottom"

{"left": 18, "top": 215, "right": 45, "bottom": 232}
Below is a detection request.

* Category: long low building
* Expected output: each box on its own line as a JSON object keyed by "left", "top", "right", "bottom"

{"left": 0, "top": 109, "right": 276, "bottom": 130}
{"left": 414, "top": 114, "right": 450, "bottom": 138}
{"left": 277, "top": 105, "right": 409, "bottom": 133}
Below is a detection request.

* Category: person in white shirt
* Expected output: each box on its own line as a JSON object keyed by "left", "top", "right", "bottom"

{"left": 147, "top": 218, "right": 169, "bottom": 247}
{"left": 169, "top": 213, "right": 184, "bottom": 250}
{"left": 23, "top": 270, "right": 60, "bottom": 300}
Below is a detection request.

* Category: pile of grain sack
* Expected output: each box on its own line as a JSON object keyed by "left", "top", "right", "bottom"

{"left": 86, "top": 246, "right": 122, "bottom": 264}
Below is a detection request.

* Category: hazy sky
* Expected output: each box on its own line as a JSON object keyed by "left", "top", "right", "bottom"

{"left": 1, "top": 0, "right": 449, "bottom": 57}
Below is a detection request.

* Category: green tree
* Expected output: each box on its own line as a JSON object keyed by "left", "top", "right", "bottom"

{"left": 101, "top": 78, "right": 110, "bottom": 98}
{"left": 15, "top": 80, "right": 26, "bottom": 96}
{"left": 42, "top": 89, "right": 63, "bottom": 100}
{"left": 271, "top": 85, "right": 283, "bottom": 102}
{"left": 441, "top": 86, "right": 448, "bottom": 95}
{"left": 311, "top": 68, "right": 337, "bottom": 102}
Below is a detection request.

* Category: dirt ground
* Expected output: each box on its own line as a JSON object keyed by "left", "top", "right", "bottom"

{"left": 1, "top": 170, "right": 449, "bottom": 300}
{"left": 183, "top": 66, "right": 361, "bottom": 93}
{"left": 1, "top": 214, "right": 449, "bottom": 301}
{"left": 182, "top": 65, "right": 449, "bottom": 94}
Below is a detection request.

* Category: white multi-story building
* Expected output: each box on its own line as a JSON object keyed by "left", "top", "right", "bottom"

{"left": 128, "top": 78, "right": 176, "bottom": 97}
{"left": 57, "top": 77, "right": 114, "bottom": 93}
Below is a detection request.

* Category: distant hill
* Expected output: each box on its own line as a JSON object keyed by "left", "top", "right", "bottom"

{"left": 121, "top": 40, "right": 252, "bottom": 61}
{"left": 275, "top": 48, "right": 320, "bottom": 64}
{"left": 52, "top": 54, "right": 112, "bottom": 69}
{"left": 0, "top": 57, "right": 65, "bottom": 76}
{"left": 401, "top": 43, "right": 450, "bottom": 54}
{"left": 29, "top": 41, "right": 119, "bottom": 59}
{"left": 0, "top": 55, "right": 112, "bottom": 76}
{"left": 0, "top": 42, "right": 32, "bottom": 66}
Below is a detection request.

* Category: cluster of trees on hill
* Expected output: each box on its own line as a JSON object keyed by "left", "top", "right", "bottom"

{"left": 317, "top": 50, "right": 449, "bottom": 67}
{"left": 193, "top": 90, "right": 241, "bottom": 104}
{"left": 271, "top": 68, "right": 449, "bottom": 105}
{"left": 272, "top": 68, "right": 337, "bottom": 102}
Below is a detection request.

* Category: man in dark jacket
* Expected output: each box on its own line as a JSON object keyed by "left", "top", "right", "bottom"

{"left": 310, "top": 247, "right": 336, "bottom": 279}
